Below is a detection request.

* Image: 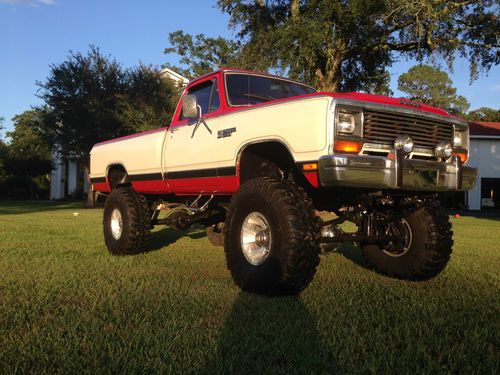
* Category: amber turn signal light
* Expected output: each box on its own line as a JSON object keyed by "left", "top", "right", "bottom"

{"left": 453, "top": 151, "right": 468, "bottom": 163}
{"left": 334, "top": 140, "right": 363, "bottom": 153}
{"left": 302, "top": 163, "right": 318, "bottom": 171}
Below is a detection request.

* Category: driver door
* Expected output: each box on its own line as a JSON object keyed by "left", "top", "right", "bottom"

{"left": 163, "top": 77, "right": 226, "bottom": 193}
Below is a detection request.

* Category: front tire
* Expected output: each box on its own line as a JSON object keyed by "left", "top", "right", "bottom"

{"left": 224, "top": 178, "right": 320, "bottom": 295}
{"left": 103, "top": 187, "right": 151, "bottom": 255}
{"left": 361, "top": 200, "right": 453, "bottom": 280}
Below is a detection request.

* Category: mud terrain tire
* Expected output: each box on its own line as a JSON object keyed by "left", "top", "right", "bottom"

{"left": 224, "top": 178, "right": 320, "bottom": 295}
{"left": 103, "top": 187, "right": 151, "bottom": 255}
{"left": 362, "top": 200, "right": 453, "bottom": 280}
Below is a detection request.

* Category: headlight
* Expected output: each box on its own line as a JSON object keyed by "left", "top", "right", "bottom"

{"left": 453, "top": 131, "right": 463, "bottom": 147}
{"left": 452, "top": 125, "right": 470, "bottom": 164}
{"left": 336, "top": 107, "right": 363, "bottom": 137}
{"left": 338, "top": 112, "right": 355, "bottom": 133}
{"left": 453, "top": 126, "right": 469, "bottom": 150}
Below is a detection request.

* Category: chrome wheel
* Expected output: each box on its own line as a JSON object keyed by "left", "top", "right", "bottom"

{"left": 240, "top": 211, "right": 272, "bottom": 266}
{"left": 382, "top": 218, "right": 413, "bottom": 257}
{"left": 110, "top": 208, "right": 123, "bottom": 240}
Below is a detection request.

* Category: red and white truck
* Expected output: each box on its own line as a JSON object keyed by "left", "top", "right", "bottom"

{"left": 90, "top": 69, "right": 476, "bottom": 295}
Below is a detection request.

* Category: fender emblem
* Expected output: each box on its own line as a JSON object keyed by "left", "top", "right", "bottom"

{"left": 218, "top": 127, "right": 236, "bottom": 139}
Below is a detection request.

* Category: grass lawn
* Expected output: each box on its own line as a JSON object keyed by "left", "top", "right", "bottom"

{"left": 0, "top": 201, "right": 498, "bottom": 374}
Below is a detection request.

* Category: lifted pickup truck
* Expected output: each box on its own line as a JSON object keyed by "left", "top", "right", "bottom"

{"left": 90, "top": 69, "right": 476, "bottom": 295}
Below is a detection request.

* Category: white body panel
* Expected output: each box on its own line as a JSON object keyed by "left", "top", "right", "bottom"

{"left": 164, "top": 96, "right": 332, "bottom": 173}
{"left": 90, "top": 129, "right": 166, "bottom": 179}
{"left": 91, "top": 97, "right": 332, "bottom": 179}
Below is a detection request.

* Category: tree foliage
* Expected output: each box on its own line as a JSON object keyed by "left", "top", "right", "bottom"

{"left": 166, "top": 0, "right": 500, "bottom": 93}
{"left": 8, "top": 110, "right": 52, "bottom": 162}
{"left": 0, "top": 109, "right": 53, "bottom": 199}
{"left": 466, "top": 107, "right": 500, "bottom": 122}
{"left": 36, "top": 46, "right": 179, "bottom": 203}
{"left": 122, "top": 64, "right": 181, "bottom": 132}
{"left": 164, "top": 31, "right": 242, "bottom": 79}
{"left": 38, "top": 46, "right": 128, "bottom": 160}
{"left": 37, "top": 46, "right": 178, "bottom": 161}
{"left": 397, "top": 65, "right": 469, "bottom": 114}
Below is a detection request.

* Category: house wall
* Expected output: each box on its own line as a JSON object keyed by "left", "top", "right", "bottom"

{"left": 50, "top": 160, "right": 64, "bottom": 199}
{"left": 49, "top": 150, "right": 80, "bottom": 199}
{"left": 467, "top": 138, "right": 500, "bottom": 210}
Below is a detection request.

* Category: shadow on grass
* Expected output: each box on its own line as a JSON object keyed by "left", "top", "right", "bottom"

{"left": 200, "top": 292, "right": 337, "bottom": 374}
{"left": 336, "top": 241, "right": 372, "bottom": 271}
{"left": 144, "top": 227, "right": 207, "bottom": 252}
{"left": 0, "top": 201, "right": 84, "bottom": 215}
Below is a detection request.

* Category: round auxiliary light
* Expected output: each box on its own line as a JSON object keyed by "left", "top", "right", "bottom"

{"left": 434, "top": 141, "right": 453, "bottom": 160}
{"left": 394, "top": 135, "right": 414, "bottom": 155}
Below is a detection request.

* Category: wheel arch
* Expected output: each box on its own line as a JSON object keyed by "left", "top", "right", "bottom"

{"left": 236, "top": 140, "right": 315, "bottom": 191}
{"left": 237, "top": 140, "right": 294, "bottom": 182}
{"left": 106, "top": 163, "right": 130, "bottom": 189}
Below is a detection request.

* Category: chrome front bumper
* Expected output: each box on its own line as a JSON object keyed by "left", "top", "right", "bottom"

{"left": 318, "top": 154, "right": 477, "bottom": 191}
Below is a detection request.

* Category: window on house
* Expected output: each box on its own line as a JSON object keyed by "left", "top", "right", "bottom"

{"left": 481, "top": 178, "right": 500, "bottom": 208}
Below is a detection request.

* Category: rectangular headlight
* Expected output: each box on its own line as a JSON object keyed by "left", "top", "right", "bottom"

{"left": 336, "top": 107, "right": 363, "bottom": 138}
{"left": 453, "top": 126, "right": 469, "bottom": 150}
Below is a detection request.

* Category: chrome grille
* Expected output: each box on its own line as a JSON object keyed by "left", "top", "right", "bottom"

{"left": 363, "top": 109, "right": 453, "bottom": 149}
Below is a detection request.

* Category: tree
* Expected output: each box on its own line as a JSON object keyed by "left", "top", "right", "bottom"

{"left": 0, "top": 116, "right": 7, "bottom": 181}
{"left": 166, "top": 0, "right": 500, "bottom": 93}
{"left": 466, "top": 107, "right": 500, "bottom": 122}
{"left": 37, "top": 46, "right": 129, "bottom": 161}
{"left": 37, "top": 46, "right": 178, "bottom": 205}
{"left": 164, "top": 31, "right": 242, "bottom": 79}
{"left": 397, "top": 65, "right": 470, "bottom": 114}
{"left": 0, "top": 109, "right": 53, "bottom": 199}
{"left": 122, "top": 64, "right": 180, "bottom": 132}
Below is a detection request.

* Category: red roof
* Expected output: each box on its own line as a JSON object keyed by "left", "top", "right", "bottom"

{"left": 468, "top": 122, "right": 500, "bottom": 137}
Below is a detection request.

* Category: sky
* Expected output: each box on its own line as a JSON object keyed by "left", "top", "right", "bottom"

{"left": 1, "top": 0, "right": 499, "bottom": 137}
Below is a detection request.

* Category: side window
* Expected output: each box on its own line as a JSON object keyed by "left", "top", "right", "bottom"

{"left": 182, "top": 79, "right": 220, "bottom": 119}
{"left": 210, "top": 83, "right": 220, "bottom": 112}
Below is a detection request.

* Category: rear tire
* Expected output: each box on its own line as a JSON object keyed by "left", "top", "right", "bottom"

{"left": 224, "top": 178, "right": 320, "bottom": 295}
{"left": 361, "top": 200, "right": 453, "bottom": 280}
{"left": 103, "top": 187, "right": 151, "bottom": 255}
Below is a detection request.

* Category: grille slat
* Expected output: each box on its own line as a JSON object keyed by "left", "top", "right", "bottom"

{"left": 363, "top": 109, "right": 453, "bottom": 149}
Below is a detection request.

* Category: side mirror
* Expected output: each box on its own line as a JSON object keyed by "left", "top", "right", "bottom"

{"left": 182, "top": 94, "right": 199, "bottom": 119}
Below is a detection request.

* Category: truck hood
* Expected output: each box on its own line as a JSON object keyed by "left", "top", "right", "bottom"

{"left": 319, "top": 92, "right": 453, "bottom": 118}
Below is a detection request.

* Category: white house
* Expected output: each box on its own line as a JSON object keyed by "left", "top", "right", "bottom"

{"left": 49, "top": 68, "right": 189, "bottom": 200}
{"left": 161, "top": 67, "right": 190, "bottom": 86}
{"left": 50, "top": 151, "right": 87, "bottom": 199}
{"left": 466, "top": 121, "right": 500, "bottom": 210}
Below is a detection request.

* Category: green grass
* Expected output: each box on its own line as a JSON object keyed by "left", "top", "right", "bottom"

{"left": 0, "top": 201, "right": 498, "bottom": 374}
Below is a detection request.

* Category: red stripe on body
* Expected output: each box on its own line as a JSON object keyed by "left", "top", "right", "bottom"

{"left": 168, "top": 176, "right": 239, "bottom": 194}
{"left": 131, "top": 180, "right": 171, "bottom": 194}
{"left": 92, "top": 182, "right": 110, "bottom": 193}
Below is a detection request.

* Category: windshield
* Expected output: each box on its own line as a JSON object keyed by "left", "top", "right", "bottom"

{"left": 225, "top": 73, "right": 316, "bottom": 106}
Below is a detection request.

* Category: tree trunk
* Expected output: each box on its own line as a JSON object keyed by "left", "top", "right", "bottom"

{"left": 84, "top": 161, "right": 95, "bottom": 208}
{"left": 291, "top": 0, "right": 300, "bottom": 18}
{"left": 316, "top": 54, "right": 342, "bottom": 92}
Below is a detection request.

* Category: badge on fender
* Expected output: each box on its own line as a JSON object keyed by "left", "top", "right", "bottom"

{"left": 218, "top": 127, "right": 236, "bottom": 139}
